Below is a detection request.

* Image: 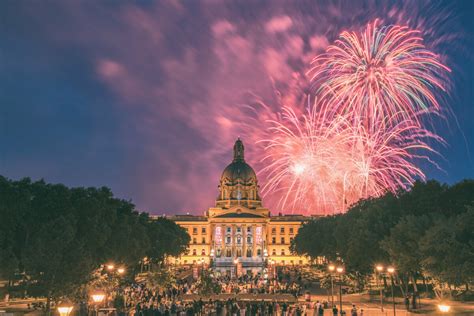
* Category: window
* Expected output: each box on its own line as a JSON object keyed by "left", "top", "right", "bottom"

{"left": 202, "top": 237, "right": 206, "bottom": 244}
{"left": 193, "top": 238, "right": 197, "bottom": 244}
{"left": 257, "top": 249, "right": 261, "bottom": 256}
{"left": 281, "top": 249, "right": 285, "bottom": 256}
{"left": 272, "top": 249, "right": 276, "bottom": 255}
{"left": 271, "top": 227, "right": 276, "bottom": 235}
{"left": 247, "top": 236, "right": 252, "bottom": 243}
{"left": 226, "top": 227, "right": 231, "bottom": 233}
{"left": 237, "top": 227, "right": 241, "bottom": 233}
{"left": 280, "top": 227, "right": 285, "bottom": 234}
{"left": 247, "top": 226, "right": 252, "bottom": 233}
{"left": 246, "top": 248, "right": 252, "bottom": 257}
{"left": 281, "top": 237, "right": 285, "bottom": 244}
{"left": 290, "top": 260, "right": 294, "bottom": 265}
{"left": 193, "top": 227, "right": 198, "bottom": 235}
{"left": 237, "top": 249, "right": 242, "bottom": 257}
{"left": 226, "top": 249, "right": 231, "bottom": 257}
{"left": 272, "top": 237, "right": 276, "bottom": 244}
{"left": 202, "top": 227, "right": 206, "bottom": 234}
{"left": 192, "top": 249, "right": 197, "bottom": 255}
{"left": 201, "top": 249, "right": 206, "bottom": 255}
{"left": 290, "top": 237, "right": 294, "bottom": 243}
{"left": 289, "top": 227, "right": 294, "bottom": 234}
{"left": 237, "top": 237, "right": 242, "bottom": 244}
{"left": 226, "top": 236, "right": 231, "bottom": 244}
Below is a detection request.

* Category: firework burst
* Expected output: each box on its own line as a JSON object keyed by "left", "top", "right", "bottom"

{"left": 253, "top": 21, "right": 450, "bottom": 214}
{"left": 309, "top": 20, "right": 450, "bottom": 128}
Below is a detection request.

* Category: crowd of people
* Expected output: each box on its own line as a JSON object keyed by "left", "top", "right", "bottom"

{"left": 117, "top": 268, "right": 367, "bottom": 315}
{"left": 121, "top": 268, "right": 312, "bottom": 315}
{"left": 211, "top": 274, "right": 302, "bottom": 297}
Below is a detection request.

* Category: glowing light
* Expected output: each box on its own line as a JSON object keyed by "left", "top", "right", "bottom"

{"left": 336, "top": 267, "right": 344, "bottom": 273}
{"left": 91, "top": 293, "right": 105, "bottom": 304}
{"left": 255, "top": 20, "right": 448, "bottom": 214}
{"left": 255, "top": 226, "right": 263, "bottom": 244}
{"left": 291, "top": 162, "right": 306, "bottom": 176}
{"left": 376, "top": 265, "right": 384, "bottom": 272}
{"left": 387, "top": 266, "right": 395, "bottom": 274}
{"left": 328, "top": 264, "right": 335, "bottom": 272}
{"left": 309, "top": 19, "right": 450, "bottom": 128}
{"left": 437, "top": 304, "right": 451, "bottom": 313}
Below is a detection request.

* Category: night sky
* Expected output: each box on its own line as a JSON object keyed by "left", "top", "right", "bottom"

{"left": 1, "top": 1, "right": 473, "bottom": 214}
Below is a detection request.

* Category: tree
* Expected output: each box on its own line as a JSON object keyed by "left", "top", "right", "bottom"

{"left": 0, "top": 176, "right": 190, "bottom": 308}
{"left": 420, "top": 206, "right": 474, "bottom": 296}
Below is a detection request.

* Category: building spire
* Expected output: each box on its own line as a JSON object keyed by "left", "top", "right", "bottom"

{"left": 233, "top": 138, "right": 244, "bottom": 161}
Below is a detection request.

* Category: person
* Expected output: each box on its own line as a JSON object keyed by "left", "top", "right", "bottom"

{"left": 351, "top": 304, "right": 357, "bottom": 316}
{"left": 332, "top": 306, "right": 338, "bottom": 316}
{"left": 318, "top": 304, "right": 324, "bottom": 316}
{"left": 404, "top": 295, "right": 410, "bottom": 310}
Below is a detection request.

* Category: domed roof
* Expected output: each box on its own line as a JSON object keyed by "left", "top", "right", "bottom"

{"left": 220, "top": 139, "right": 257, "bottom": 183}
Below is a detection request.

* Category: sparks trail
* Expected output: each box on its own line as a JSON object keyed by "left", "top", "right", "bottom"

{"left": 309, "top": 20, "right": 450, "bottom": 129}
{"left": 253, "top": 21, "right": 450, "bottom": 214}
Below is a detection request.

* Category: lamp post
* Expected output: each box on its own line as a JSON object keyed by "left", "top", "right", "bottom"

{"left": 375, "top": 265, "right": 385, "bottom": 312}
{"left": 57, "top": 301, "right": 74, "bottom": 316}
{"left": 387, "top": 266, "right": 396, "bottom": 316}
{"left": 336, "top": 266, "right": 344, "bottom": 315}
{"left": 91, "top": 292, "right": 105, "bottom": 316}
{"left": 328, "top": 264, "right": 335, "bottom": 307}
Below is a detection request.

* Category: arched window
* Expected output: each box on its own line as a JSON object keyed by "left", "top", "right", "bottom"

{"left": 272, "top": 249, "right": 276, "bottom": 255}
{"left": 246, "top": 248, "right": 252, "bottom": 257}
{"left": 280, "top": 249, "right": 285, "bottom": 256}
{"left": 192, "top": 249, "right": 197, "bottom": 255}
{"left": 201, "top": 249, "right": 206, "bottom": 255}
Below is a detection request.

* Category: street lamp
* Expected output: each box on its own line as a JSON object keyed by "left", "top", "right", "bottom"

{"left": 106, "top": 264, "right": 115, "bottom": 271}
{"left": 91, "top": 292, "right": 105, "bottom": 316}
{"left": 437, "top": 304, "right": 451, "bottom": 313}
{"left": 336, "top": 266, "right": 345, "bottom": 314}
{"left": 375, "top": 265, "right": 385, "bottom": 312}
{"left": 328, "top": 264, "right": 336, "bottom": 307}
{"left": 117, "top": 267, "right": 125, "bottom": 275}
{"left": 57, "top": 301, "right": 74, "bottom": 316}
{"left": 387, "top": 266, "right": 396, "bottom": 316}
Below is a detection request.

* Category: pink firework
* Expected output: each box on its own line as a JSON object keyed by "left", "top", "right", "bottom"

{"left": 258, "top": 99, "right": 442, "bottom": 214}
{"left": 253, "top": 21, "right": 449, "bottom": 214}
{"left": 309, "top": 20, "right": 450, "bottom": 128}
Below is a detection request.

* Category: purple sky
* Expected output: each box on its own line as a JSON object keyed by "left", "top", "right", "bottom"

{"left": 1, "top": 1, "right": 473, "bottom": 215}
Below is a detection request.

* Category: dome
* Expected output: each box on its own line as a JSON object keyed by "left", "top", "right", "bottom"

{"left": 221, "top": 161, "right": 257, "bottom": 183}
{"left": 220, "top": 138, "right": 256, "bottom": 183}
{"left": 216, "top": 138, "right": 262, "bottom": 209}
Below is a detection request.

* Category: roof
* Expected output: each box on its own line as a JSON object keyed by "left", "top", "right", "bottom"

{"left": 214, "top": 212, "right": 265, "bottom": 218}
{"left": 169, "top": 214, "right": 208, "bottom": 222}
{"left": 269, "top": 214, "right": 309, "bottom": 222}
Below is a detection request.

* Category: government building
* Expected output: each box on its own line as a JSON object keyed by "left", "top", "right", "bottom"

{"left": 169, "top": 139, "right": 311, "bottom": 276}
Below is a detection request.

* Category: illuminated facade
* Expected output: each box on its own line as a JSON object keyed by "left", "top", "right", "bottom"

{"left": 170, "top": 139, "right": 310, "bottom": 274}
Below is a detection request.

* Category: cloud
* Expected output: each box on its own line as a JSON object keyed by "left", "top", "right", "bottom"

{"left": 10, "top": 1, "right": 460, "bottom": 214}
{"left": 265, "top": 15, "right": 293, "bottom": 33}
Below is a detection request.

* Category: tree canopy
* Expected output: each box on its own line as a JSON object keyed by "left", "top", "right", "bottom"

{"left": 0, "top": 176, "right": 189, "bottom": 302}
{"left": 292, "top": 179, "right": 474, "bottom": 293}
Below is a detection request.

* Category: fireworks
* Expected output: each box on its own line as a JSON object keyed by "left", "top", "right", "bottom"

{"left": 309, "top": 20, "right": 450, "bottom": 128}
{"left": 255, "top": 21, "right": 450, "bottom": 214}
